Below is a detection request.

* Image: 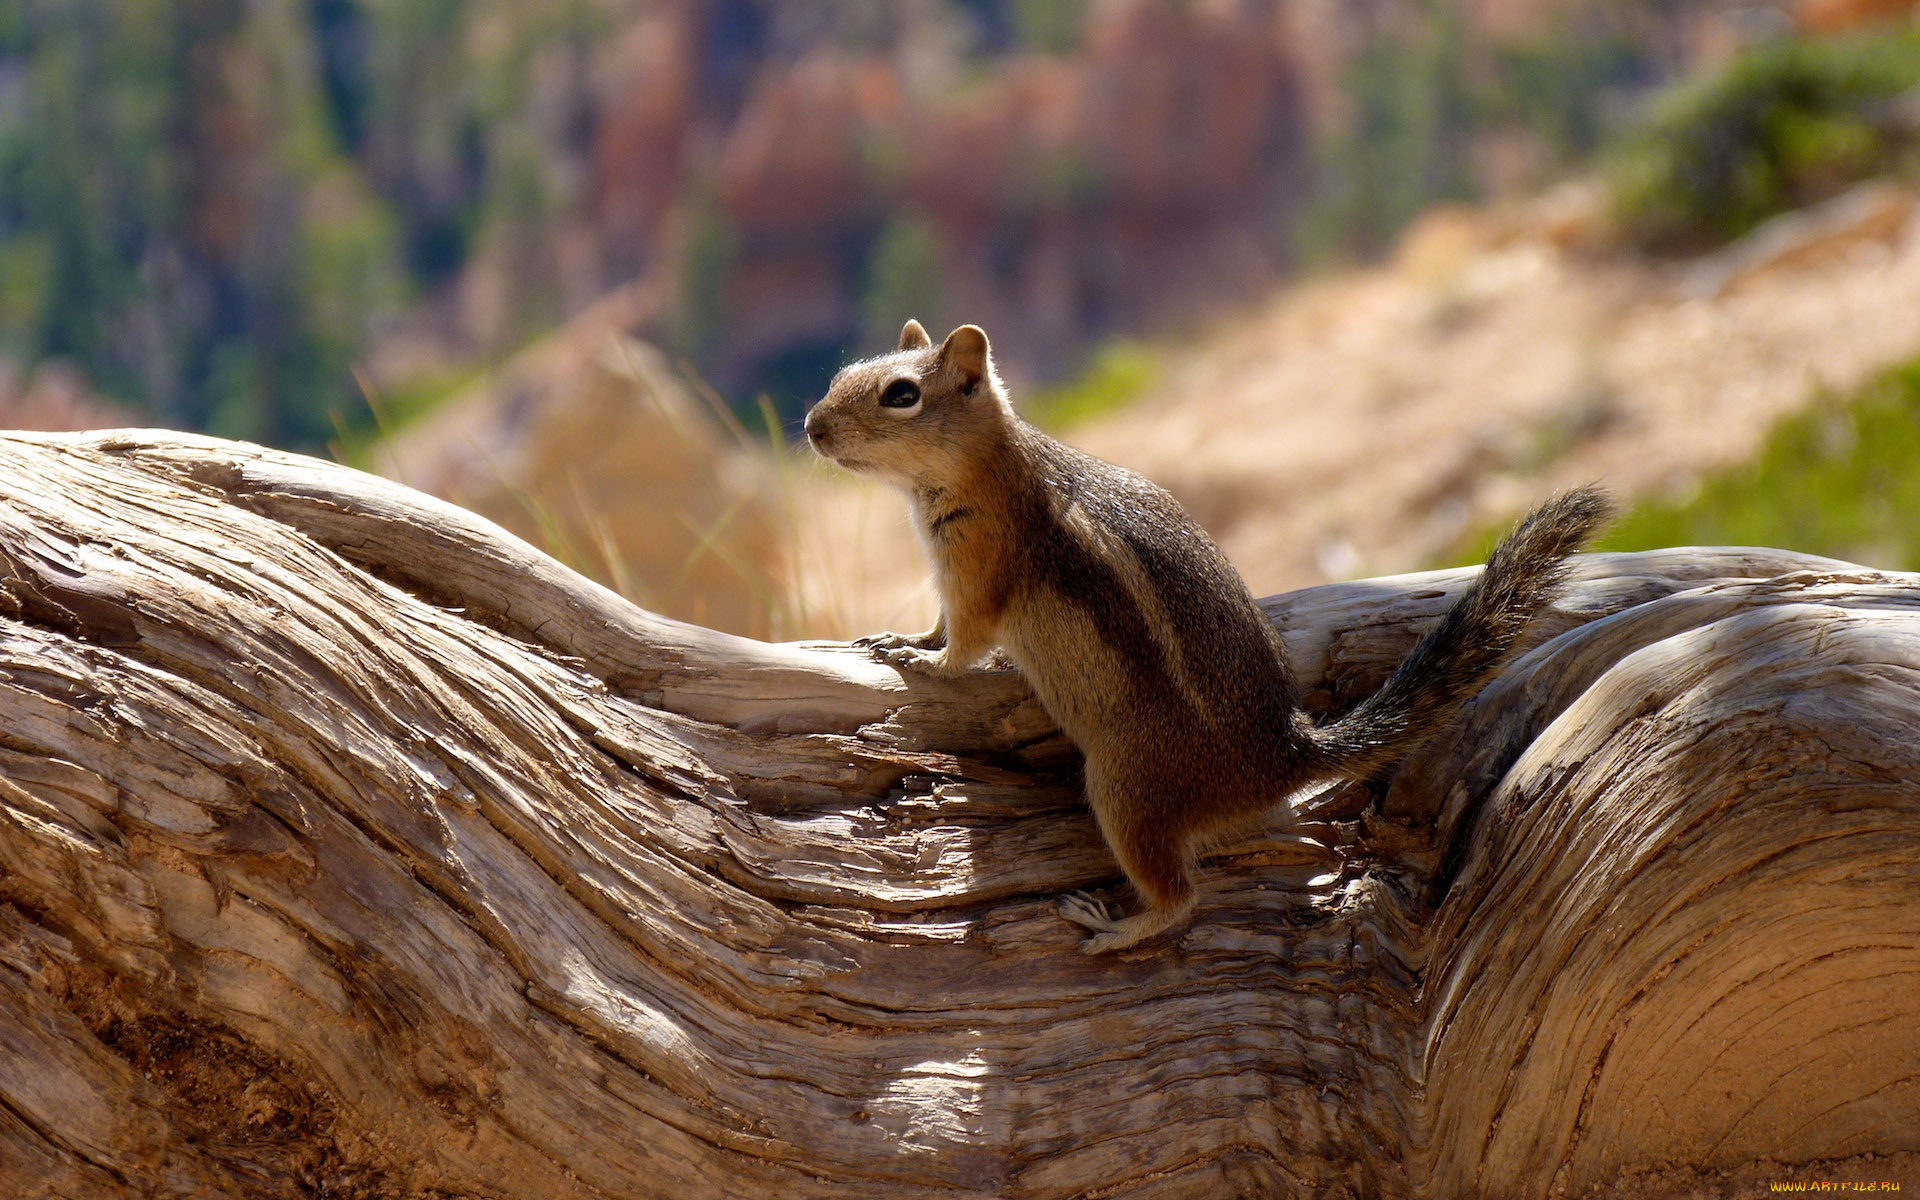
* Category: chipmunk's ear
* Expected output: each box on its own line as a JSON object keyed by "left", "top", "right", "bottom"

{"left": 937, "top": 325, "right": 990, "bottom": 390}
{"left": 898, "top": 319, "right": 932, "bottom": 352}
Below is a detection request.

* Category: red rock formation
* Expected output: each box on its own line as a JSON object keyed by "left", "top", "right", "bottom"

{"left": 394, "top": 0, "right": 1800, "bottom": 422}
{"left": 0, "top": 360, "right": 137, "bottom": 432}
{"left": 1794, "top": 0, "right": 1920, "bottom": 31}
{"left": 707, "top": 55, "right": 901, "bottom": 380}
{"left": 593, "top": 8, "right": 701, "bottom": 285}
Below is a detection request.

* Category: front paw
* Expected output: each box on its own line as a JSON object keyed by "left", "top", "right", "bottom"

{"left": 872, "top": 643, "right": 953, "bottom": 675}
{"left": 854, "top": 630, "right": 954, "bottom": 674}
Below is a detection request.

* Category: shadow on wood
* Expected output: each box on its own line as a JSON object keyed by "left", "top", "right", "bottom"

{"left": 0, "top": 431, "right": 1914, "bottom": 1198}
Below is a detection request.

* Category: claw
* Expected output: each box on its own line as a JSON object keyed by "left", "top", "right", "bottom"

{"left": 871, "top": 642, "right": 950, "bottom": 675}
{"left": 1078, "top": 929, "right": 1132, "bottom": 955}
{"left": 1058, "top": 891, "right": 1190, "bottom": 954}
{"left": 1058, "top": 891, "right": 1114, "bottom": 932}
{"left": 854, "top": 630, "right": 922, "bottom": 657}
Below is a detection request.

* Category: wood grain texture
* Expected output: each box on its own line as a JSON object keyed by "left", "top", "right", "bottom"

{"left": 0, "top": 430, "right": 1913, "bottom": 1199}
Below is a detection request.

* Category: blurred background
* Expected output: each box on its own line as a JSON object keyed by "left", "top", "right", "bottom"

{"left": 3, "top": 0, "right": 1918, "bottom": 639}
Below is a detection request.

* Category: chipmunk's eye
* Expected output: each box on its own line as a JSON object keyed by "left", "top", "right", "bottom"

{"left": 879, "top": 379, "right": 921, "bottom": 409}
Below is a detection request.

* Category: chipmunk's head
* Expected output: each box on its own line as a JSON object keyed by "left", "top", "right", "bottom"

{"left": 805, "top": 320, "right": 1011, "bottom": 487}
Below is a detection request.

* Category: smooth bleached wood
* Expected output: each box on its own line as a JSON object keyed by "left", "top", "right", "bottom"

{"left": 0, "top": 430, "right": 1913, "bottom": 1199}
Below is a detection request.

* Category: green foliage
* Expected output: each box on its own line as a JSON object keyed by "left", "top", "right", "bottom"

{"left": 297, "top": 174, "right": 409, "bottom": 371}
{"left": 672, "top": 183, "right": 740, "bottom": 367}
{"left": 860, "top": 216, "right": 946, "bottom": 352}
{"left": 1008, "top": 0, "right": 1086, "bottom": 56}
{"left": 1608, "top": 29, "right": 1920, "bottom": 250}
{"left": 328, "top": 359, "right": 484, "bottom": 470}
{"left": 1299, "top": 8, "right": 1659, "bottom": 264}
{"left": 1490, "top": 32, "right": 1642, "bottom": 163}
{"left": 0, "top": 0, "right": 607, "bottom": 449}
{"left": 1020, "top": 341, "right": 1156, "bottom": 431}
{"left": 1296, "top": 4, "right": 1484, "bottom": 261}
{"left": 1599, "top": 360, "right": 1920, "bottom": 571}
{"left": 0, "top": 0, "right": 410, "bottom": 446}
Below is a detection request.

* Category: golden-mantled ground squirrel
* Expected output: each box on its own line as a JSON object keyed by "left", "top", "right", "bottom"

{"left": 807, "top": 320, "right": 1611, "bottom": 953}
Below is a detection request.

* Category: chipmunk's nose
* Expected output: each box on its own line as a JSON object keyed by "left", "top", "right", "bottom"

{"left": 804, "top": 405, "right": 833, "bottom": 451}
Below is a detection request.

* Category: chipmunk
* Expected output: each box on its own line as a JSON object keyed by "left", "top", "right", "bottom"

{"left": 806, "top": 320, "right": 1611, "bottom": 953}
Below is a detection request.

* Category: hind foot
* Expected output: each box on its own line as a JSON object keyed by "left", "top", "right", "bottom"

{"left": 1058, "top": 891, "right": 1194, "bottom": 954}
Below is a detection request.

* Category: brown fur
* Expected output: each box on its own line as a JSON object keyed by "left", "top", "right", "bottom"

{"left": 807, "top": 321, "right": 1612, "bottom": 953}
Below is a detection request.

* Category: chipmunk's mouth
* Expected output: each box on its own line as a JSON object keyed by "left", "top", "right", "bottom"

{"left": 803, "top": 417, "right": 882, "bottom": 475}
{"left": 807, "top": 434, "right": 869, "bottom": 473}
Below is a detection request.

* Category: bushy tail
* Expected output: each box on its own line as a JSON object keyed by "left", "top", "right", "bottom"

{"left": 1309, "top": 485, "right": 1614, "bottom": 779}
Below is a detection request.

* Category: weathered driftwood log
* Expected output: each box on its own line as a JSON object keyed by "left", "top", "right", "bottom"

{"left": 0, "top": 430, "right": 1915, "bottom": 1199}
